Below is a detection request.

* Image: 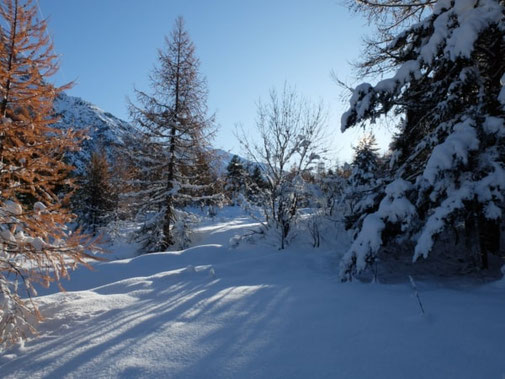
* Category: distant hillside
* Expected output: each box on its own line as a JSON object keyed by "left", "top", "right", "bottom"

{"left": 53, "top": 93, "right": 251, "bottom": 176}
{"left": 53, "top": 93, "right": 129, "bottom": 173}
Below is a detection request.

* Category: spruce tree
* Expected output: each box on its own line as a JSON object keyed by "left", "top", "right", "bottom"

{"left": 247, "top": 165, "right": 266, "bottom": 204}
{"left": 126, "top": 17, "right": 215, "bottom": 252}
{"left": 77, "top": 149, "right": 117, "bottom": 234}
{"left": 345, "top": 0, "right": 435, "bottom": 78}
{"left": 0, "top": 0, "right": 95, "bottom": 347}
{"left": 340, "top": 0, "right": 505, "bottom": 279}
{"left": 344, "top": 134, "right": 381, "bottom": 236}
{"left": 349, "top": 134, "right": 380, "bottom": 187}
{"left": 225, "top": 155, "right": 247, "bottom": 203}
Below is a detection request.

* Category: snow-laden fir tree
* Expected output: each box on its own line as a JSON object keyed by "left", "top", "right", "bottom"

{"left": 76, "top": 149, "right": 117, "bottom": 235}
{"left": 126, "top": 17, "right": 216, "bottom": 252}
{"left": 0, "top": 0, "right": 96, "bottom": 347}
{"left": 246, "top": 165, "right": 267, "bottom": 205}
{"left": 225, "top": 155, "right": 247, "bottom": 204}
{"left": 340, "top": 0, "right": 505, "bottom": 279}
{"left": 344, "top": 134, "right": 381, "bottom": 237}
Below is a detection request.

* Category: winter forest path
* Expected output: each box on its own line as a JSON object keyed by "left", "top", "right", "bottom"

{"left": 1, "top": 208, "right": 505, "bottom": 378}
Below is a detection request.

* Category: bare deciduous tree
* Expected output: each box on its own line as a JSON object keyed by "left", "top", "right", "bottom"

{"left": 238, "top": 84, "right": 327, "bottom": 249}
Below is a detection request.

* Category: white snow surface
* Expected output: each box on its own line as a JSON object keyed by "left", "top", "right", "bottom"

{"left": 423, "top": 119, "right": 479, "bottom": 184}
{"left": 1, "top": 207, "right": 505, "bottom": 378}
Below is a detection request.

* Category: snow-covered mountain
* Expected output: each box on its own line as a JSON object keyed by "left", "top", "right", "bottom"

{"left": 52, "top": 93, "right": 251, "bottom": 176}
{"left": 53, "top": 93, "right": 129, "bottom": 173}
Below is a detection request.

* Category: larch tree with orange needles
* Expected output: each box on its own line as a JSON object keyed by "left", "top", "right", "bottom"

{"left": 0, "top": 0, "right": 96, "bottom": 348}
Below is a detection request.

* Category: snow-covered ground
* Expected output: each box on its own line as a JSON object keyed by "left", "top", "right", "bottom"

{"left": 1, "top": 208, "right": 504, "bottom": 378}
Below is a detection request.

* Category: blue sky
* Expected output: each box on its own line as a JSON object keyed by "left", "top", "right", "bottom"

{"left": 38, "top": 0, "right": 391, "bottom": 163}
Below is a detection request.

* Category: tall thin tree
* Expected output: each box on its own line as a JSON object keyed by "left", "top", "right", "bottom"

{"left": 126, "top": 16, "right": 216, "bottom": 252}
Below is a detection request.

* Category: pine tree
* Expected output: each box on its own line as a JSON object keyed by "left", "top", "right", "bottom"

{"left": 77, "top": 149, "right": 117, "bottom": 235}
{"left": 126, "top": 17, "right": 215, "bottom": 252}
{"left": 247, "top": 165, "right": 266, "bottom": 204}
{"left": 0, "top": 0, "right": 95, "bottom": 347}
{"left": 340, "top": 0, "right": 505, "bottom": 279}
{"left": 349, "top": 134, "right": 380, "bottom": 187}
{"left": 225, "top": 155, "right": 247, "bottom": 204}
{"left": 344, "top": 134, "right": 381, "bottom": 235}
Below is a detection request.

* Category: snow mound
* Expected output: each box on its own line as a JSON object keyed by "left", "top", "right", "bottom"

{"left": 1, "top": 209, "right": 504, "bottom": 379}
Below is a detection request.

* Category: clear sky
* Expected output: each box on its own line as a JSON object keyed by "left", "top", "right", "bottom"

{"left": 38, "top": 0, "right": 391, "bottom": 164}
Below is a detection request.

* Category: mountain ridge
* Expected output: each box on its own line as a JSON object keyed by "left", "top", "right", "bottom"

{"left": 53, "top": 93, "right": 248, "bottom": 176}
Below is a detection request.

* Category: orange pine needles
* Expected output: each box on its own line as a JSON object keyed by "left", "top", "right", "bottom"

{"left": 0, "top": 0, "right": 97, "bottom": 348}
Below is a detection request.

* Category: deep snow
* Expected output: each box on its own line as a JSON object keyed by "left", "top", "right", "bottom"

{"left": 1, "top": 208, "right": 504, "bottom": 378}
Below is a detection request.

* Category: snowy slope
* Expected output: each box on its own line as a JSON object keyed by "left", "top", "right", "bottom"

{"left": 53, "top": 93, "right": 129, "bottom": 173}
{"left": 1, "top": 208, "right": 504, "bottom": 378}
{"left": 52, "top": 94, "right": 247, "bottom": 176}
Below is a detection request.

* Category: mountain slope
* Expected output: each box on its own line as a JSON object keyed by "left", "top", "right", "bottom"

{"left": 53, "top": 93, "right": 129, "bottom": 173}
{"left": 53, "top": 93, "right": 250, "bottom": 176}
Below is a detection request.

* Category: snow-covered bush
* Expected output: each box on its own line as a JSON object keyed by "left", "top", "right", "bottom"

{"left": 172, "top": 210, "right": 200, "bottom": 250}
{"left": 238, "top": 84, "right": 328, "bottom": 249}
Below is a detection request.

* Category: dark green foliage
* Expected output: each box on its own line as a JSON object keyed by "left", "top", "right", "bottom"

{"left": 77, "top": 149, "right": 117, "bottom": 234}
{"left": 344, "top": 134, "right": 381, "bottom": 234}
{"left": 225, "top": 155, "right": 247, "bottom": 202}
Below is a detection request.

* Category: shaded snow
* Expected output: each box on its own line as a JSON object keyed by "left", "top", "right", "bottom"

{"left": 1, "top": 208, "right": 504, "bottom": 379}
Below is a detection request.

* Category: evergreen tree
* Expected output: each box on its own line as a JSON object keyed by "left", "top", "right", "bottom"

{"left": 344, "top": 134, "right": 381, "bottom": 235}
{"left": 247, "top": 165, "right": 266, "bottom": 204}
{"left": 77, "top": 149, "right": 117, "bottom": 234}
{"left": 340, "top": 0, "right": 505, "bottom": 279}
{"left": 126, "top": 17, "right": 215, "bottom": 252}
{"left": 349, "top": 134, "right": 379, "bottom": 187}
{"left": 225, "top": 155, "right": 247, "bottom": 203}
{"left": 0, "top": 0, "right": 95, "bottom": 347}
